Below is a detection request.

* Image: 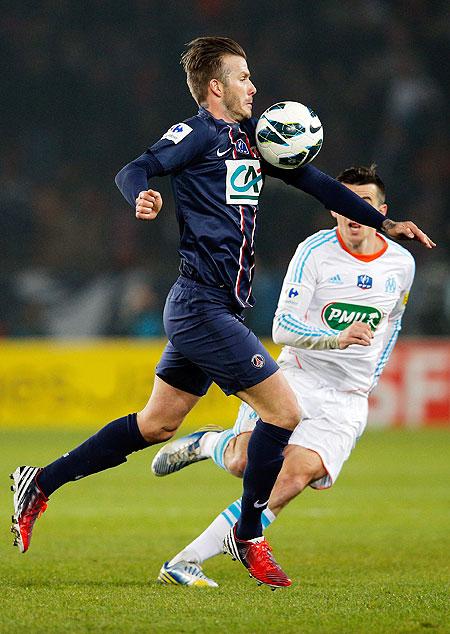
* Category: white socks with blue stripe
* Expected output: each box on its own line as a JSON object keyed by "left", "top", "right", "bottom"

{"left": 168, "top": 498, "right": 276, "bottom": 566}
{"left": 199, "top": 429, "right": 235, "bottom": 470}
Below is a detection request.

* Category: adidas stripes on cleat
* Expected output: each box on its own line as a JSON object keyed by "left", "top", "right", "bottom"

{"left": 157, "top": 561, "right": 218, "bottom": 587}
{"left": 10, "top": 466, "right": 48, "bottom": 553}
{"left": 223, "top": 524, "right": 291, "bottom": 589}
{"left": 151, "top": 425, "right": 223, "bottom": 476}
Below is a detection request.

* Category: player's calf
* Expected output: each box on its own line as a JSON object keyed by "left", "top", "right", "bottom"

{"left": 268, "top": 445, "right": 327, "bottom": 515}
{"left": 223, "top": 433, "right": 250, "bottom": 478}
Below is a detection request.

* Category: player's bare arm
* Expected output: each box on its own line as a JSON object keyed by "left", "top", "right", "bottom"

{"left": 337, "top": 321, "right": 373, "bottom": 350}
{"left": 135, "top": 189, "right": 163, "bottom": 220}
{"left": 381, "top": 219, "right": 435, "bottom": 248}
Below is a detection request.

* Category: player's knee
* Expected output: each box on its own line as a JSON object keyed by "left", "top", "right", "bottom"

{"left": 141, "top": 425, "right": 177, "bottom": 444}
{"left": 226, "top": 454, "right": 247, "bottom": 478}
{"left": 264, "top": 402, "right": 301, "bottom": 430}
{"left": 137, "top": 411, "right": 181, "bottom": 444}
{"left": 277, "top": 401, "right": 301, "bottom": 430}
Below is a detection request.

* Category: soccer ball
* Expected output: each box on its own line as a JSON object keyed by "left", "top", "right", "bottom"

{"left": 255, "top": 101, "right": 323, "bottom": 169}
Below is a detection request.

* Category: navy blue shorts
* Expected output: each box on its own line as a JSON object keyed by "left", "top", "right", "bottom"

{"left": 156, "top": 276, "right": 279, "bottom": 396}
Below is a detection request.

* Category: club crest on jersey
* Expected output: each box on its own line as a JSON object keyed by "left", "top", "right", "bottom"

{"left": 385, "top": 276, "right": 397, "bottom": 293}
{"left": 251, "top": 354, "right": 266, "bottom": 368}
{"left": 225, "top": 159, "right": 263, "bottom": 205}
{"left": 162, "top": 123, "right": 193, "bottom": 144}
{"left": 357, "top": 274, "right": 373, "bottom": 290}
{"left": 322, "top": 302, "right": 383, "bottom": 331}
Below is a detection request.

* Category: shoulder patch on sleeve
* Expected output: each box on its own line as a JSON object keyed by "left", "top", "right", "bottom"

{"left": 283, "top": 282, "right": 302, "bottom": 304}
{"left": 162, "top": 123, "right": 193, "bottom": 144}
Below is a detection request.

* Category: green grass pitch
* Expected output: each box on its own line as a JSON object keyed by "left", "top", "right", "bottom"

{"left": 1, "top": 428, "right": 449, "bottom": 633}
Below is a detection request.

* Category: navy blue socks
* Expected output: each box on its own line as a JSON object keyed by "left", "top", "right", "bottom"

{"left": 37, "top": 413, "right": 149, "bottom": 497}
{"left": 236, "top": 419, "right": 291, "bottom": 540}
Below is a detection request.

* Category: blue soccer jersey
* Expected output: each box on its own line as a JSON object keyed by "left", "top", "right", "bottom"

{"left": 148, "top": 107, "right": 264, "bottom": 307}
{"left": 116, "top": 106, "right": 386, "bottom": 309}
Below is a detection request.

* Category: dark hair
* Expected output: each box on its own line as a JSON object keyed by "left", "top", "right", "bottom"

{"left": 181, "top": 36, "right": 247, "bottom": 105}
{"left": 336, "top": 164, "right": 386, "bottom": 202}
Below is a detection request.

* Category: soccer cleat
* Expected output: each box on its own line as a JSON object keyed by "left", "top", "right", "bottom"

{"left": 151, "top": 425, "right": 223, "bottom": 476}
{"left": 223, "top": 524, "right": 291, "bottom": 589}
{"left": 10, "top": 466, "right": 48, "bottom": 553}
{"left": 157, "top": 561, "right": 218, "bottom": 587}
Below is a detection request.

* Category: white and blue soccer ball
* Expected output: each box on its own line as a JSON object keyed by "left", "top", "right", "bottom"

{"left": 256, "top": 101, "right": 323, "bottom": 169}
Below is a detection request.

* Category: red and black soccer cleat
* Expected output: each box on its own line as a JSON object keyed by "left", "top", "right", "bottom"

{"left": 10, "top": 466, "right": 48, "bottom": 553}
{"left": 223, "top": 524, "right": 291, "bottom": 589}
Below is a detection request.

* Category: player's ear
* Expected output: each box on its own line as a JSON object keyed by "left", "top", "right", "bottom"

{"left": 209, "top": 78, "right": 223, "bottom": 98}
{"left": 379, "top": 203, "right": 388, "bottom": 217}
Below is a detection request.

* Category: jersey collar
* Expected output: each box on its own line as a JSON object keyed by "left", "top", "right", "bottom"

{"left": 336, "top": 228, "right": 388, "bottom": 262}
{"left": 198, "top": 106, "right": 241, "bottom": 129}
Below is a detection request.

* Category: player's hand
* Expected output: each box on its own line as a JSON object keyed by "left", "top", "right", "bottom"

{"left": 381, "top": 219, "right": 435, "bottom": 249}
{"left": 338, "top": 321, "right": 373, "bottom": 350}
{"left": 135, "top": 189, "right": 163, "bottom": 220}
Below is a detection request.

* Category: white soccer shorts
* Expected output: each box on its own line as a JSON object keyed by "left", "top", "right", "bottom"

{"left": 232, "top": 367, "right": 368, "bottom": 489}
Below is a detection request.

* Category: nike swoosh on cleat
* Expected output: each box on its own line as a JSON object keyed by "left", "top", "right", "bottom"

{"left": 216, "top": 147, "right": 232, "bottom": 157}
{"left": 254, "top": 499, "right": 269, "bottom": 508}
{"left": 310, "top": 124, "right": 322, "bottom": 134}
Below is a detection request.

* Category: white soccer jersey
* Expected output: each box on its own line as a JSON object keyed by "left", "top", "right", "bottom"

{"left": 273, "top": 228, "right": 415, "bottom": 393}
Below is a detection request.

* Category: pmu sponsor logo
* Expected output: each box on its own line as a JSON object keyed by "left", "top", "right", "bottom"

{"left": 225, "top": 159, "right": 263, "bottom": 205}
{"left": 321, "top": 302, "right": 383, "bottom": 331}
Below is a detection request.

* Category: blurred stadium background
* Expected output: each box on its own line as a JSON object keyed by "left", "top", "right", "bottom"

{"left": 0, "top": 1, "right": 449, "bottom": 429}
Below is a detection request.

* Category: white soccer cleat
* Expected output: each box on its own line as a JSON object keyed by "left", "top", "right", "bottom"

{"left": 157, "top": 561, "right": 218, "bottom": 587}
{"left": 10, "top": 466, "right": 48, "bottom": 553}
{"left": 151, "top": 425, "right": 223, "bottom": 476}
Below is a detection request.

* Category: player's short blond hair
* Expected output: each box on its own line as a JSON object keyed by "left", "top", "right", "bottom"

{"left": 181, "top": 36, "right": 247, "bottom": 105}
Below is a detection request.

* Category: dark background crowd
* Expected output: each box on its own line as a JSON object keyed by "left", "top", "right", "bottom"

{"left": 1, "top": 0, "right": 449, "bottom": 338}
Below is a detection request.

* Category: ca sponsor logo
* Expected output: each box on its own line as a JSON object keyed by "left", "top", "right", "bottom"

{"left": 225, "top": 159, "right": 263, "bottom": 205}
{"left": 322, "top": 302, "right": 383, "bottom": 331}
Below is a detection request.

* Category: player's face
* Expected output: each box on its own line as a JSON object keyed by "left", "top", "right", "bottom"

{"left": 332, "top": 183, "right": 387, "bottom": 249}
{"left": 220, "top": 55, "right": 256, "bottom": 121}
